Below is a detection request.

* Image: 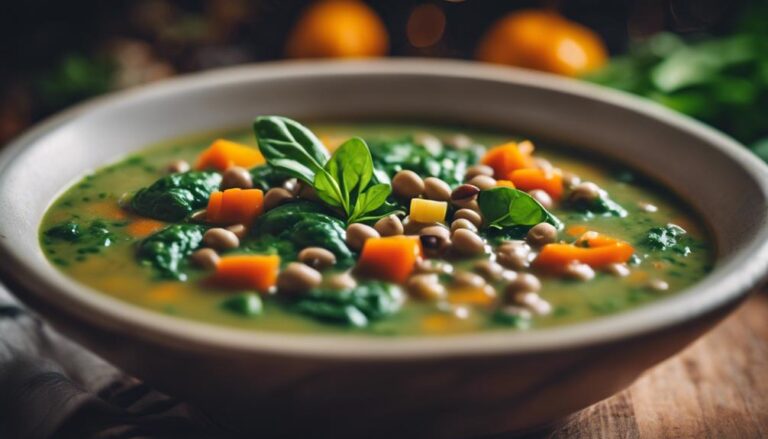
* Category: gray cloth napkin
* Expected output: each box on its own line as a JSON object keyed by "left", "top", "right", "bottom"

{"left": 0, "top": 285, "right": 230, "bottom": 439}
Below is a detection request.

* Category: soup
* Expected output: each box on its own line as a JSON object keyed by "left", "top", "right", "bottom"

{"left": 39, "top": 118, "right": 713, "bottom": 335}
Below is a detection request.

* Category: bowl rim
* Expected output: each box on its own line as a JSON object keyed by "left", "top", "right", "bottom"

{"left": 2, "top": 58, "right": 767, "bottom": 360}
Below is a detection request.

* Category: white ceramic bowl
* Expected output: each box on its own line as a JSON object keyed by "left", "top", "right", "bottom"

{"left": 1, "top": 60, "right": 767, "bottom": 438}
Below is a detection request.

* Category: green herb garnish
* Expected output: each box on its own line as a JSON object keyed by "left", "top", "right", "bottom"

{"left": 477, "top": 187, "right": 562, "bottom": 231}
{"left": 254, "top": 116, "right": 391, "bottom": 223}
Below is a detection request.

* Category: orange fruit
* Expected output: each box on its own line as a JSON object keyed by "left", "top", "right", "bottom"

{"left": 286, "top": 0, "right": 388, "bottom": 59}
{"left": 476, "top": 10, "right": 607, "bottom": 77}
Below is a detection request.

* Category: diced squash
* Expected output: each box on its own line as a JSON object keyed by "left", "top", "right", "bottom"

{"left": 496, "top": 179, "right": 516, "bottom": 188}
{"left": 481, "top": 142, "right": 535, "bottom": 179}
{"left": 126, "top": 218, "right": 166, "bottom": 238}
{"left": 195, "top": 139, "right": 265, "bottom": 171}
{"left": 206, "top": 189, "right": 264, "bottom": 225}
{"left": 356, "top": 236, "right": 423, "bottom": 283}
{"left": 447, "top": 288, "right": 497, "bottom": 306}
{"left": 210, "top": 255, "right": 280, "bottom": 292}
{"left": 409, "top": 198, "right": 448, "bottom": 223}
{"left": 510, "top": 168, "right": 564, "bottom": 200}
{"left": 534, "top": 232, "right": 634, "bottom": 271}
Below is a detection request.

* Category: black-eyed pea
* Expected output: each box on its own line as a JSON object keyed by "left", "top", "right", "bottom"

{"left": 221, "top": 166, "right": 253, "bottom": 190}
{"left": 451, "top": 228, "right": 486, "bottom": 256}
{"left": 526, "top": 222, "right": 558, "bottom": 247}
{"left": 166, "top": 159, "right": 190, "bottom": 174}
{"left": 415, "top": 259, "right": 454, "bottom": 275}
{"left": 464, "top": 164, "right": 494, "bottom": 181}
{"left": 324, "top": 271, "right": 358, "bottom": 290}
{"left": 569, "top": 182, "right": 602, "bottom": 204}
{"left": 203, "top": 228, "right": 240, "bottom": 250}
{"left": 406, "top": 273, "right": 446, "bottom": 300}
{"left": 374, "top": 215, "right": 404, "bottom": 237}
{"left": 263, "top": 188, "right": 294, "bottom": 211}
{"left": 505, "top": 273, "right": 542, "bottom": 296}
{"left": 467, "top": 175, "right": 497, "bottom": 190}
{"left": 226, "top": 224, "right": 248, "bottom": 239}
{"left": 190, "top": 248, "right": 219, "bottom": 270}
{"left": 450, "top": 218, "right": 477, "bottom": 233}
{"left": 473, "top": 260, "right": 505, "bottom": 282}
{"left": 452, "top": 271, "right": 487, "bottom": 289}
{"left": 454, "top": 209, "right": 482, "bottom": 228}
{"left": 298, "top": 247, "right": 337, "bottom": 270}
{"left": 563, "top": 262, "right": 595, "bottom": 281}
{"left": 392, "top": 170, "right": 425, "bottom": 199}
{"left": 346, "top": 223, "right": 380, "bottom": 251}
{"left": 605, "top": 263, "right": 630, "bottom": 277}
{"left": 423, "top": 177, "right": 452, "bottom": 202}
{"left": 529, "top": 189, "right": 553, "bottom": 209}
{"left": 277, "top": 262, "right": 322, "bottom": 294}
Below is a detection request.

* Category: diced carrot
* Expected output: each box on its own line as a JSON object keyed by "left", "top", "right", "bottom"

{"left": 509, "top": 168, "right": 564, "bottom": 200}
{"left": 206, "top": 189, "right": 264, "bottom": 225}
{"left": 534, "top": 232, "right": 634, "bottom": 271}
{"left": 148, "top": 282, "right": 184, "bottom": 302}
{"left": 566, "top": 224, "right": 589, "bottom": 237}
{"left": 481, "top": 142, "right": 535, "bottom": 179}
{"left": 195, "top": 139, "right": 265, "bottom": 171}
{"left": 356, "top": 236, "right": 423, "bottom": 283}
{"left": 496, "top": 179, "right": 516, "bottom": 188}
{"left": 210, "top": 254, "right": 280, "bottom": 292}
{"left": 126, "top": 218, "right": 166, "bottom": 238}
{"left": 422, "top": 314, "right": 453, "bottom": 333}
{"left": 447, "top": 288, "right": 497, "bottom": 306}
{"left": 90, "top": 201, "right": 128, "bottom": 220}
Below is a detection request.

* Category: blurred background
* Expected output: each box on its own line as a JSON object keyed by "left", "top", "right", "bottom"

{"left": 1, "top": 0, "right": 766, "bottom": 156}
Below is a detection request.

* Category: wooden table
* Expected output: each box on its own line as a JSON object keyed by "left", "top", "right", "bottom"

{"left": 536, "top": 292, "right": 768, "bottom": 439}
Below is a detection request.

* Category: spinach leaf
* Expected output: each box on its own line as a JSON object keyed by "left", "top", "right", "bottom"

{"left": 368, "top": 137, "right": 483, "bottom": 186}
{"left": 221, "top": 293, "right": 263, "bottom": 317}
{"left": 641, "top": 223, "right": 692, "bottom": 255}
{"left": 130, "top": 171, "right": 221, "bottom": 221}
{"left": 249, "top": 165, "right": 292, "bottom": 191}
{"left": 478, "top": 187, "right": 562, "bottom": 231}
{"left": 252, "top": 116, "right": 329, "bottom": 184}
{"left": 137, "top": 224, "right": 206, "bottom": 280}
{"left": 44, "top": 219, "right": 118, "bottom": 252}
{"left": 314, "top": 138, "right": 392, "bottom": 223}
{"left": 248, "top": 201, "right": 354, "bottom": 266}
{"left": 569, "top": 193, "right": 627, "bottom": 218}
{"left": 292, "top": 281, "right": 404, "bottom": 327}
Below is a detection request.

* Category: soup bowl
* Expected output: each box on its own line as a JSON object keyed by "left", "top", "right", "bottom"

{"left": 1, "top": 60, "right": 767, "bottom": 438}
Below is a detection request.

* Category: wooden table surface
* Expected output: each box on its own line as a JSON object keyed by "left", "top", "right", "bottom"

{"left": 533, "top": 292, "right": 768, "bottom": 439}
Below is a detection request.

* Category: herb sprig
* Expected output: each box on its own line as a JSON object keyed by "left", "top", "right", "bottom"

{"left": 253, "top": 116, "right": 391, "bottom": 223}
{"left": 478, "top": 187, "right": 562, "bottom": 230}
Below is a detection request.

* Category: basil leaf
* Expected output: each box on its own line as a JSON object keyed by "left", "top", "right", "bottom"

{"left": 314, "top": 171, "right": 345, "bottom": 209}
{"left": 253, "top": 116, "right": 329, "bottom": 184}
{"left": 328, "top": 138, "right": 373, "bottom": 203}
{"left": 478, "top": 187, "right": 562, "bottom": 230}
{"left": 350, "top": 183, "right": 391, "bottom": 223}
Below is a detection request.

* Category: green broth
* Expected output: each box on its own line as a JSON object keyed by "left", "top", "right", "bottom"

{"left": 39, "top": 122, "right": 714, "bottom": 335}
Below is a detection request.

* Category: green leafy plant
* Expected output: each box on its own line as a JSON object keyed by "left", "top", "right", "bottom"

{"left": 137, "top": 224, "right": 206, "bottom": 280}
{"left": 253, "top": 116, "right": 391, "bottom": 223}
{"left": 292, "top": 280, "right": 404, "bottom": 327}
{"left": 130, "top": 171, "right": 222, "bottom": 221}
{"left": 477, "top": 187, "right": 562, "bottom": 231}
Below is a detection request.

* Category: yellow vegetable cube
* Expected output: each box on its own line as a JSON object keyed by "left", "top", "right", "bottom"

{"left": 409, "top": 198, "right": 448, "bottom": 223}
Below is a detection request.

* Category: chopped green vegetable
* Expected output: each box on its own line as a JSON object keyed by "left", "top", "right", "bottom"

{"left": 248, "top": 201, "right": 353, "bottom": 266}
{"left": 292, "top": 281, "right": 404, "bottom": 327}
{"left": 221, "top": 293, "right": 263, "bottom": 317}
{"left": 130, "top": 171, "right": 221, "bottom": 221}
{"left": 45, "top": 221, "right": 81, "bottom": 241}
{"left": 368, "top": 137, "right": 483, "bottom": 186}
{"left": 641, "top": 223, "right": 692, "bottom": 256}
{"left": 569, "top": 194, "right": 627, "bottom": 217}
{"left": 137, "top": 224, "right": 206, "bottom": 280}
{"left": 249, "top": 165, "right": 292, "bottom": 191}
{"left": 478, "top": 187, "right": 562, "bottom": 231}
